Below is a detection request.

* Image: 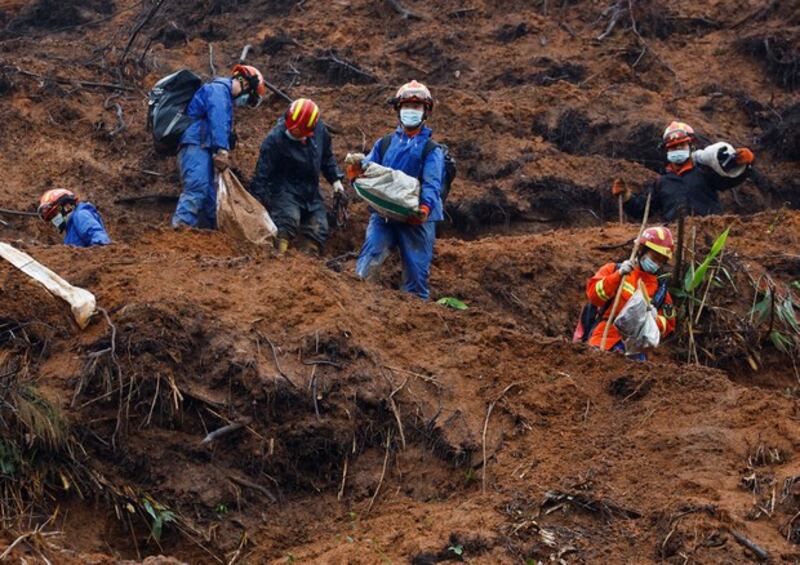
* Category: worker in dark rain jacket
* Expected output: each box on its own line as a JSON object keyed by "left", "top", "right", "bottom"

{"left": 248, "top": 98, "right": 345, "bottom": 255}
{"left": 614, "top": 121, "right": 755, "bottom": 222}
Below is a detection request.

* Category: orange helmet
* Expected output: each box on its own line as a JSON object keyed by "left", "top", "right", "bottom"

{"left": 231, "top": 64, "right": 267, "bottom": 107}
{"left": 662, "top": 121, "right": 695, "bottom": 149}
{"left": 285, "top": 98, "right": 320, "bottom": 138}
{"left": 38, "top": 189, "right": 77, "bottom": 222}
{"left": 639, "top": 226, "right": 674, "bottom": 259}
{"left": 391, "top": 80, "right": 433, "bottom": 112}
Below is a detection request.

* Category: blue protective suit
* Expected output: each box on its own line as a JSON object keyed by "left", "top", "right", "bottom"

{"left": 355, "top": 125, "right": 444, "bottom": 300}
{"left": 63, "top": 202, "right": 111, "bottom": 247}
{"left": 172, "top": 78, "right": 234, "bottom": 228}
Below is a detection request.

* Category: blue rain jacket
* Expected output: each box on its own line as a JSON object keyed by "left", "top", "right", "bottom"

{"left": 179, "top": 78, "right": 233, "bottom": 152}
{"left": 364, "top": 125, "right": 444, "bottom": 222}
{"left": 64, "top": 202, "right": 111, "bottom": 247}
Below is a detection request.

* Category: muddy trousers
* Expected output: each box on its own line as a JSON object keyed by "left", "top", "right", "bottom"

{"left": 268, "top": 190, "right": 329, "bottom": 246}
{"left": 611, "top": 341, "right": 646, "bottom": 362}
{"left": 172, "top": 145, "right": 217, "bottom": 229}
{"left": 356, "top": 214, "right": 436, "bottom": 300}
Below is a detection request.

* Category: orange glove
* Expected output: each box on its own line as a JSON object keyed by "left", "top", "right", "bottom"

{"left": 345, "top": 162, "right": 363, "bottom": 182}
{"left": 408, "top": 204, "right": 430, "bottom": 225}
{"left": 735, "top": 147, "right": 754, "bottom": 165}
{"left": 612, "top": 178, "right": 631, "bottom": 201}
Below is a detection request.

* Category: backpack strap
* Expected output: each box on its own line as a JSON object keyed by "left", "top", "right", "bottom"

{"left": 377, "top": 134, "right": 393, "bottom": 164}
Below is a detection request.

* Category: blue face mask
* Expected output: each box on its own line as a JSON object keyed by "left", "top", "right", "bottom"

{"left": 640, "top": 255, "right": 661, "bottom": 274}
{"left": 234, "top": 94, "right": 250, "bottom": 108}
{"left": 399, "top": 108, "right": 424, "bottom": 129}
{"left": 667, "top": 149, "right": 690, "bottom": 164}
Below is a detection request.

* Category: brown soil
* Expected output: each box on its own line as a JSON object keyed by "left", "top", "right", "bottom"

{"left": 1, "top": 0, "right": 799, "bottom": 563}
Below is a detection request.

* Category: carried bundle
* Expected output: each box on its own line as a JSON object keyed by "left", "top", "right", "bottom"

{"left": 345, "top": 153, "right": 421, "bottom": 222}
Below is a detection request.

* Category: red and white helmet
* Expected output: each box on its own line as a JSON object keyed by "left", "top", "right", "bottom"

{"left": 285, "top": 98, "right": 320, "bottom": 138}
{"left": 662, "top": 121, "right": 695, "bottom": 149}
{"left": 38, "top": 189, "right": 77, "bottom": 222}
{"left": 391, "top": 80, "right": 433, "bottom": 112}
{"left": 231, "top": 64, "right": 267, "bottom": 107}
{"left": 639, "top": 226, "right": 674, "bottom": 259}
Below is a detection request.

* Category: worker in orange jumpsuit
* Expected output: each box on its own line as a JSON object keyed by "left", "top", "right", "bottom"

{"left": 586, "top": 226, "right": 677, "bottom": 360}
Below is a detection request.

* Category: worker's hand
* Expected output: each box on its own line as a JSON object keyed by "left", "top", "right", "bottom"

{"left": 213, "top": 149, "right": 231, "bottom": 171}
{"left": 408, "top": 204, "right": 430, "bottom": 225}
{"left": 735, "top": 147, "right": 754, "bottom": 165}
{"left": 619, "top": 259, "right": 636, "bottom": 275}
{"left": 612, "top": 178, "right": 631, "bottom": 201}
{"left": 345, "top": 162, "right": 363, "bottom": 182}
{"left": 333, "top": 180, "right": 345, "bottom": 194}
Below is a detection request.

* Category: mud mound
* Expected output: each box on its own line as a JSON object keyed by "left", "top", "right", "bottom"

{"left": 3, "top": 0, "right": 114, "bottom": 33}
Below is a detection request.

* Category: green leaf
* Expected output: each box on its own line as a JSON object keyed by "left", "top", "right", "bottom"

{"left": 770, "top": 331, "right": 793, "bottom": 353}
{"left": 437, "top": 297, "right": 469, "bottom": 310}
{"left": 791, "top": 281, "right": 800, "bottom": 290}
{"left": 686, "top": 227, "right": 730, "bottom": 292}
{"left": 779, "top": 297, "right": 800, "bottom": 333}
{"left": 750, "top": 290, "right": 772, "bottom": 326}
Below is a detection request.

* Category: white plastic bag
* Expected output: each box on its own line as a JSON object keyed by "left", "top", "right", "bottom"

{"left": 216, "top": 169, "right": 277, "bottom": 245}
{"left": 614, "top": 288, "right": 660, "bottom": 354}
{"left": 692, "top": 141, "right": 746, "bottom": 178}
{"left": 0, "top": 242, "right": 96, "bottom": 329}
{"left": 346, "top": 152, "right": 420, "bottom": 222}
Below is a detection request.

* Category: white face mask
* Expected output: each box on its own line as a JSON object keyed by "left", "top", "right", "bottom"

{"left": 50, "top": 213, "right": 66, "bottom": 231}
{"left": 640, "top": 255, "right": 660, "bottom": 274}
{"left": 667, "top": 149, "right": 690, "bottom": 164}
{"left": 399, "top": 108, "right": 424, "bottom": 129}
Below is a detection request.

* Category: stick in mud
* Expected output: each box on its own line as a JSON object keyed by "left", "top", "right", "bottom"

{"left": 366, "top": 430, "right": 392, "bottom": 515}
{"left": 482, "top": 382, "right": 523, "bottom": 493}
{"left": 201, "top": 421, "right": 248, "bottom": 445}
{"left": 729, "top": 528, "right": 769, "bottom": 561}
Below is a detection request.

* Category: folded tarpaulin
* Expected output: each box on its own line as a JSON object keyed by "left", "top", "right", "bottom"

{"left": 0, "top": 242, "right": 97, "bottom": 329}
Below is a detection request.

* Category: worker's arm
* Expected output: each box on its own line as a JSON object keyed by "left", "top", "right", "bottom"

{"left": 205, "top": 81, "right": 233, "bottom": 153}
{"left": 249, "top": 136, "right": 276, "bottom": 205}
{"left": 419, "top": 145, "right": 444, "bottom": 212}
{"left": 655, "top": 292, "right": 676, "bottom": 338}
{"left": 363, "top": 138, "right": 383, "bottom": 166}
{"left": 319, "top": 123, "right": 344, "bottom": 185}
{"left": 73, "top": 207, "right": 111, "bottom": 247}
{"left": 623, "top": 180, "right": 660, "bottom": 220}
{"left": 704, "top": 166, "right": 750, "bottom": 192}
{"left": 586, "top": 262, "right": 622, "bottom": 307}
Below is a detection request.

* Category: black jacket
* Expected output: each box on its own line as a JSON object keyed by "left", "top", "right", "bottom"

{"left": 625, "top": 162, "right": 749, "bottom": 222}
{"left": 249, "top": 118, "right": 343, "bottom": 205}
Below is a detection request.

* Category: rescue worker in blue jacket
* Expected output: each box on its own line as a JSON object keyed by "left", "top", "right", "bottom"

{"left": 171, "top": 65, "right": 267, "bottom": 229}
{"left": 353, "top": 80, "right": 444, "bottom": 300}
{"left": 248, "top": 98, "right": 345, "bottom": 255}
{"left": 38, "top": 189, "right": 111, "bottom": 247}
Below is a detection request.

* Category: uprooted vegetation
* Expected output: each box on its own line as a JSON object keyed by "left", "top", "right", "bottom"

{"left": 2, "top": 0, "right": 800, "bottom": 560}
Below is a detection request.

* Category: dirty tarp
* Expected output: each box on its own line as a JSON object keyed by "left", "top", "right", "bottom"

{"left": 0, "top": 241, "right": 96, "bottom": 329}
{"left": 216, "top": 169, "right": 277, "bottom": 245}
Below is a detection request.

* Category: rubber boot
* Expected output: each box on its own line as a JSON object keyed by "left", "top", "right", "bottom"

{"left": 275, "top": 237, "right": 289, "bottom": 255}
{"left": 297, "top": 237, "right": 323, "bottom": 258}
